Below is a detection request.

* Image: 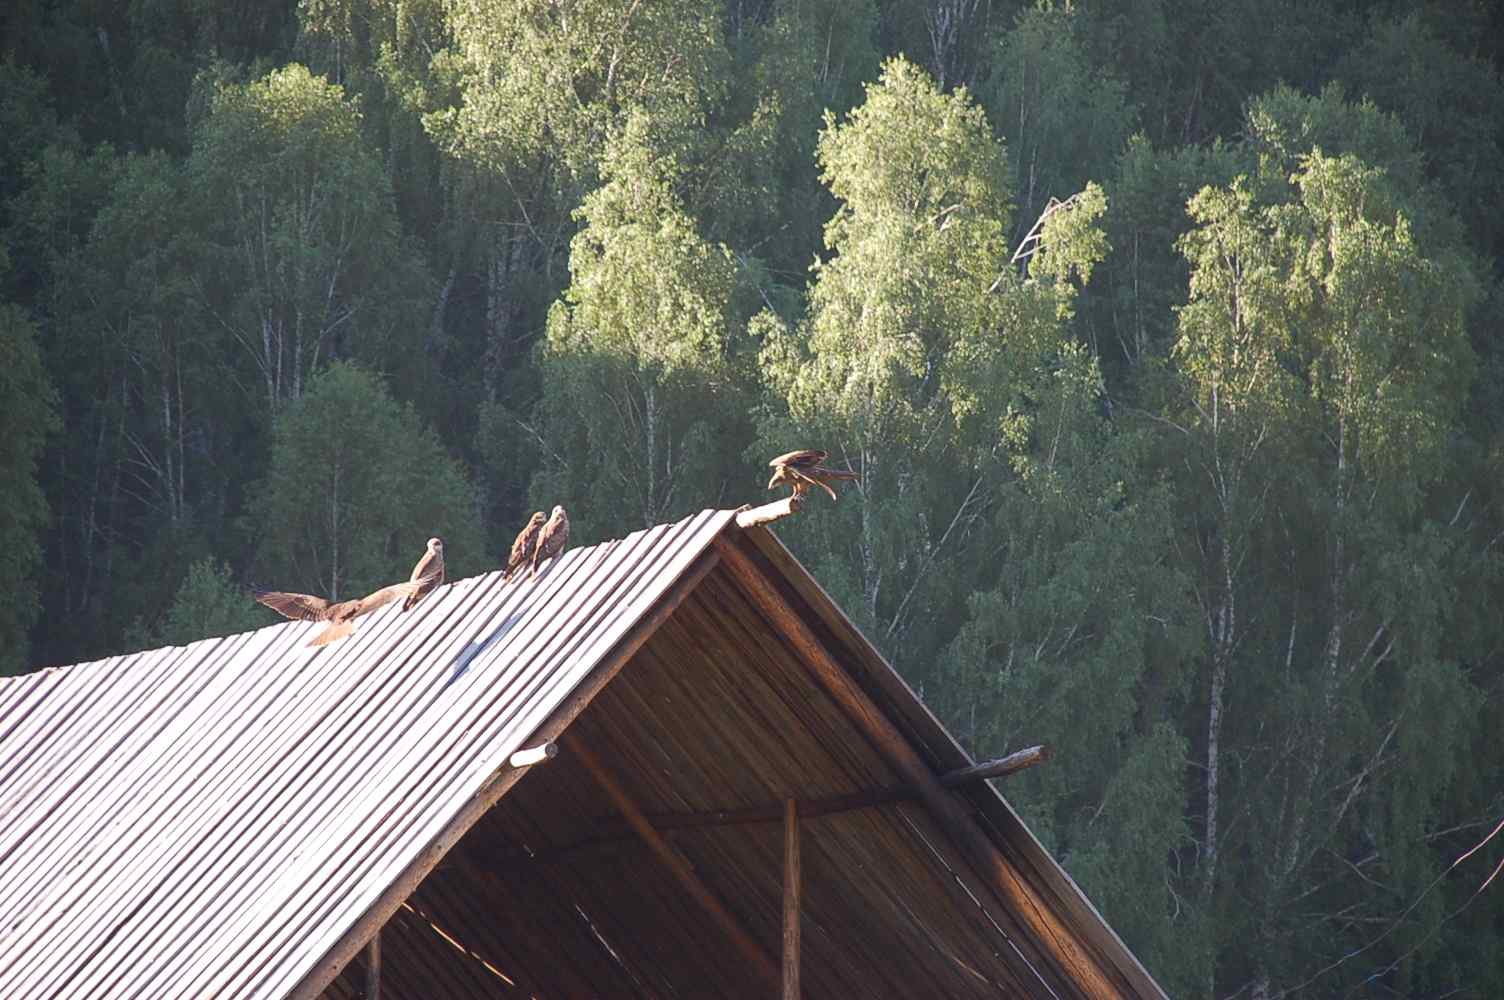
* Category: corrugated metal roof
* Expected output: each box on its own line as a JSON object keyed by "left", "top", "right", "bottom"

{"left": 0, "top": 508, "right": 734, "bottom": 999}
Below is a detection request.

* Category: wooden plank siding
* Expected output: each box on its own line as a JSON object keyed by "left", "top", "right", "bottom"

{"left": 0, "top": 507, "right": 1166, "bottom": 999}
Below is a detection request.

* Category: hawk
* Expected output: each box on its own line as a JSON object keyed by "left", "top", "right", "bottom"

{"left": 402, "top": 536, "right": 445, "bottom": 611}
{"left": 767, "top": 449, "right": 860, "bottom": 501}
{"left": 503, "top": 512, "right": 546, "bottom": 584}
{"left": 532, "top": 505, "right": 570, "bottom": 579}
{"left": 256, "top": 580, "right": 423, "bottom": 647}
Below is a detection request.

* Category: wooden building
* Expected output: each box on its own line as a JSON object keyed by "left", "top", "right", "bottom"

{"left": 0, "top": 507, "right": 1167, "bottom": 998}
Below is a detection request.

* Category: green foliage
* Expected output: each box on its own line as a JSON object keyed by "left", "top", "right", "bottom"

{"left": 983, "top": 6, "right": 1133, "bottom": 241}
{"left": 428, "top": 0, "right": 728, "bottom": 184}
{"left": 155, "top": 559, "right": 274, "bottom": 648}
{"left": 190, "top": 63, "right": 425, "bottom": 411}
{"left": 0, "top": 303, "right": 59, "bottom": 675}
{"left": 248, "top": 362, "right": 484, "bottom": 600}
{"left": 526, "top": 112, "right": 751, "bottom": 539}
{"left": 8, "top": 4, "right": 1504, "bottom": 994}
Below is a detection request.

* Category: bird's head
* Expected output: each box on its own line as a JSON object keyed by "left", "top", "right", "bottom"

{"left": 550, "top": 505, "right": 567, "bottom": 521}
{"left": 531, "top": 511, "right": 547, "bottom": 525}
{"left": 428, "top": 537, "right": 444, "bottom": 554}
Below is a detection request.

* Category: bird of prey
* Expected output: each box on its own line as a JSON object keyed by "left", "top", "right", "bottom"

{"left": 402, "top": 536, "right": 445, "bottom": 611}
{"left": 767, "top": 449, "right": 860, "bottom": 501}
{"left": 256, "top": 581, "right": 423, "bottom": 647}
{"left": 531, "top": 505, "right": 570, "bottom": 579}
{"left": 503, "top": 512, "right": 546, "bottom": 584}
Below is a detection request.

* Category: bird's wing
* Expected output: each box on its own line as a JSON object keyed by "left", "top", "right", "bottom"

{"left": 505, "top": 520, "right": 542, "bottom": 578}
{"left": 255, "top": 591, "right": 333, "bottom": 621}
{"left": 409, "top": 547, "right": 440, "bottom": 584}
{"left": 791, "top": 467, "right": 838, "bottom": 500}
{"left": 769, "top": 449, "right": 826, "bottom": 469}
{"left": 535, "top": 514, "right": 569, "bottom": 562}
{"left": 352, "top": 580, "right": 423, "bottom": 616}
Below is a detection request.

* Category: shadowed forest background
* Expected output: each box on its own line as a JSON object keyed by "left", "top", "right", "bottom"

{"left": 3, "top": 0, "right": 1504, "bottom": 993}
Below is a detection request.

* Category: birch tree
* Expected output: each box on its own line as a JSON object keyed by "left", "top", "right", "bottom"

{"left": 1174, "top": 142, "right": 1480, "bottom": 994}
{"left": 524, "top": 113, "right": 750, "bottom": 541}
{"left": 760, "top": 56, "right": 1106, "bottom": 671}
{"left": 191, "top": 64, "right": 420, "bottom": 413}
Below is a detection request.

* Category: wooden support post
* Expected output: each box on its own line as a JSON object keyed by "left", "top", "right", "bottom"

{"left": 735, "top": 496, "right": 802, "bottom": 529}
{"left": 364, "top": 933, "right": 380, "bottom": 1000}
{"left": 508, "top": 741, "right": 558, "bottom": 768}
{"left": 572, "top": 739, "right": 781, "bottom": 991}
{"left": 714, "top": 537, "right": 1122, "bottom": 996}
{"left": 781, "top": 799, "right": 801, "bottom": 1000}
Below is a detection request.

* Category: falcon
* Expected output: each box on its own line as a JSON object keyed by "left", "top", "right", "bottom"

{"left": 255, "top": 580, "right": 424, "bottom": 647}
{"left": 503, "top": 512, "right": 546, "bottom": 584}
{"left": 402, "top": 536, "right": 445, "bottom": 611}
{"left": 767, "top": 449, "right": 860, "bottom": 501}
{"left": 531, "top": 505, "right": 570, "bottom": 579}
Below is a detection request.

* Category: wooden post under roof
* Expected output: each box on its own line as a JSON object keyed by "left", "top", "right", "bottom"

{"left": 781, "top": 798, "right": 801, "bottom": 1000}
{"left": 364, "top": 932, "right": 380, "bottom": 1000}
{"left": 572, "top": 739, "right": 782, "bottom": 992}
{"left": 714, "top": 536, "right": 1124, "bottom": 996}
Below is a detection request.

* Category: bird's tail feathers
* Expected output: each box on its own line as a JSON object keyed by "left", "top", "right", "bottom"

{"left": 308, "top": 620, "right": 355, "bottom": 647}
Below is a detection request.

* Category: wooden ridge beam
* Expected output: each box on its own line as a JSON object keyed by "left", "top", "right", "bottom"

{"left": 713, "top": 535, "right": 1124, "bottom": 997}
{"left": 573, "top": 740, "right": 782, "bottom": 991}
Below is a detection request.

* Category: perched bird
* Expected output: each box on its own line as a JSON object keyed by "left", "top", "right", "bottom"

{"left": 256, "top": 581, "right": 423, "bottom": 647}
{"left": 503, "top": 512, "right": 547, "bottom": 584}
{"left": 767, "top": 449, "right": 860, "bottom": 501}
{"left": 531, "top": 505, "right": 570, "bottom": 579}
{"left": 402, "top": 536, "right": 445, "bottom": 611}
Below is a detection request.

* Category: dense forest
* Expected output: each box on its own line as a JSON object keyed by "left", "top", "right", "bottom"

{"left": 4, "top": 0, "right": 1504, "bottom": 993}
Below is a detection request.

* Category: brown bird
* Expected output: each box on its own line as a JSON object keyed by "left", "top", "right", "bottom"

{"left": 503, "top": 512, "right": 547, "bottom": 584}
{"left": 402, "top": 536, "right": 445, "bottom": 611}
{"left": 256, "top": 581, "right": 424, "bottom": 647}
{"left": 531, "top": 505, "right": 570, "bottom": 579}
{"left": 767, "top": 449, "right": 860, "bottom": 501}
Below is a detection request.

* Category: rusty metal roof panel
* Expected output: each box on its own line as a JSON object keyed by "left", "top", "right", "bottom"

{"left": 0, "top": 508, "right": 734, "bottom": 1000}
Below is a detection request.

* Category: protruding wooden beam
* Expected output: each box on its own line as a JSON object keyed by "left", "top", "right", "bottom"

{"left": 495, "top": 746, "right": 1055, "bottom": 865}
{"left": 781, "top": 798, "right": 801, "bottom": 1000}
{"left": 735, "top": 496, "right": 802, "bottom": 529}
{"left": 938, "top": 745, "right": 1051, "bottom": 786}
{"left": 508, "top": 741, "right": 559, "bottom": 768}
{"left": 572, "top": 739, "right": 781, "bottom": 990}
{"left": 714, "top": 536, "right": 1122, "bottom": 996}
{"left": 364, "top": 933, "right": 380, "bottom": 1000}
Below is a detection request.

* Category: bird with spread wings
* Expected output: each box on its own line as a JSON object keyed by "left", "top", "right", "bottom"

{"left": 256, "top": 539, "right": 438, "bottom": 646}
{"left": 255, "top": 581, "right": 423, "bottom": 647}
{"left": 503, "top": 512, "right": 546, "bottom": 584}
{"left": 531, "top": 506, "right": 570, "bottom": 579}
{"left": 767, "top": 449, "right": 860, "bottom": 501}
{"left": 402, "top": 536, "right": 445, "bottom": 611}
